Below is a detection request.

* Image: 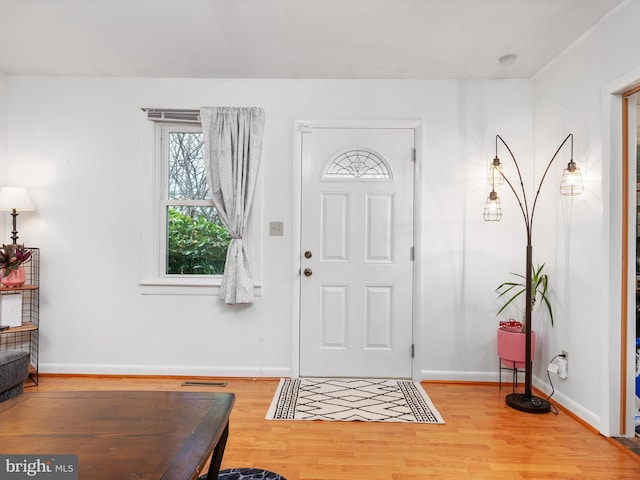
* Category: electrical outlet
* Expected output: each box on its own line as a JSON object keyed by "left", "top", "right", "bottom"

{"left": 547, "top": 362, "right": 559, "bottom": 374}
{"left": 560, "top": 350, "right": 568, "bottom": 379}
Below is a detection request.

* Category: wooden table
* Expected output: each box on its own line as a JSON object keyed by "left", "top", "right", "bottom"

{"left": 0, "top": 391, "right": 235, "bottom": 480}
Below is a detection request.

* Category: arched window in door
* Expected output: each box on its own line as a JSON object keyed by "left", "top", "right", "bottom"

{"left": 323, "top": 148, "right": 392, "bottom": 180}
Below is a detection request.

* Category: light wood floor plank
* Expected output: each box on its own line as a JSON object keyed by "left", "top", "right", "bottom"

{"left": 27, "top": 376, "right": 640, "bottom": 479}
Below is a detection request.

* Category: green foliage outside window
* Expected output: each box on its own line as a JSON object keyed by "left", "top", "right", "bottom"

{"left": 167, "top": 208, "right": 231, "bottom": 275}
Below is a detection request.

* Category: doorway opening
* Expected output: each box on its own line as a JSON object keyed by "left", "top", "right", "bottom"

{"left": 633, "top": 93, "right": 640, "bottom": 437}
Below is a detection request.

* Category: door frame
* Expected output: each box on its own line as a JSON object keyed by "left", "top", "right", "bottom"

{"left": 601, "top": 65, "right": 640, "bottom": 437}
{"left": 621, "top": 87, "right": 640, "bottom": 437}
{"left": 291, "top": 120, "right": 423, "bottom": 380}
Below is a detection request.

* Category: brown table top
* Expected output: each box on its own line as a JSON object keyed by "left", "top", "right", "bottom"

{"left": 0, "top": 390, "right": 235, "bottom": 480}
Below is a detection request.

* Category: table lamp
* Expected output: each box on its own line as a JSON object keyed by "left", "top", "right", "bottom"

{"left": 0, "top": 187, "right": 35, "bottom": 245}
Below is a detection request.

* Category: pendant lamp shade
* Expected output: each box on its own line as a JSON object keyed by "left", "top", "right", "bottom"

{"left": 560, "top": 161, "right": 584, "bottom": 196}
{"left": 483, "top": 190, "right": 502, "bottom": 221}
{"left": 488, "top": 156, "right": 504, "bottom": 186}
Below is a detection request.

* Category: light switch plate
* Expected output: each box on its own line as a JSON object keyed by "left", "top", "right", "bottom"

{"left": 269, "top": 221, "right": 284, "bottom": 236}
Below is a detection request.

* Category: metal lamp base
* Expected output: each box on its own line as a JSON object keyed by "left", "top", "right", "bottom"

{"left": 505, "top": 393, "right": 551, "bottom": 414}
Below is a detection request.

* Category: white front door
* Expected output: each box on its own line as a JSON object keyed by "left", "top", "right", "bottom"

{"left": 299, "top": 126, "right": 415, "bottom": 378}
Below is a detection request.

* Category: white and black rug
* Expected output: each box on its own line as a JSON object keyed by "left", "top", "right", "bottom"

{"left": 266, "top": 377, "right": 445, "bottom": 423}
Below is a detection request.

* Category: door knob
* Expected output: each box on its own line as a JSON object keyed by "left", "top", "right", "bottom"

{"left": 303, "top": 268, "right": 313, "bottom": 277}
{"left": 304, "top": 250, "right": 313, "bottom": 259}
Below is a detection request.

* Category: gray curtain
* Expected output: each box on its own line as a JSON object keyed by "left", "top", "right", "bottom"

{"left": 200, "top": 107, "right": 265, "bottom": 304}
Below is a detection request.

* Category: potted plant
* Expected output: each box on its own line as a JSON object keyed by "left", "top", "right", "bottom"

{"left": 496, "top": 262, "right": 553, "bottom": 332}
{"left": 495, "top": 263, "right": 553, "bottom": 372}
{"left": 0, "top": 244, "right": 31, "bottom": 287}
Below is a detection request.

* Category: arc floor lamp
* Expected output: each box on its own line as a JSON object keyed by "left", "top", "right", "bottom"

{"left": 483, "top": 134, "right": 583, "bottom": 413}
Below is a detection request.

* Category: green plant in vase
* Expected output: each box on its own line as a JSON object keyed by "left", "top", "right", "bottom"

{"left": 496, "top": 263, "right": 553, "bottom": 332}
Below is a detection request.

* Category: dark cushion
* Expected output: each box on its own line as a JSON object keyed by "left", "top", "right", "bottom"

{"left": 0, "top": 350, "right": 29, "bottom": 402}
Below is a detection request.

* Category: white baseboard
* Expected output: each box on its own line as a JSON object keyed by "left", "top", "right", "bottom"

{"left": 533, "top": 377, "right": 601, "bottom": 431}
{"left": 420, "top": 370, "right": 497, "bottom": 382}
{"left": 39, "top": 363, "right": 291, "bottom": 378}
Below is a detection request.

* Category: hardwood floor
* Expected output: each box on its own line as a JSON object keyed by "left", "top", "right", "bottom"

{"left": 29, "top": 376, "right": 640, "bottom": 479}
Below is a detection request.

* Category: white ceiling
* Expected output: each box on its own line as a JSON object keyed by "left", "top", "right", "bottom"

{"left": 0, "top": 0, "right": 624, "bottom": 79}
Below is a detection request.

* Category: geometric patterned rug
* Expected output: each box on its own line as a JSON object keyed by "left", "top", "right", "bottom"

{"left": 265, "top": 377, "right": 445, "bottom": 423}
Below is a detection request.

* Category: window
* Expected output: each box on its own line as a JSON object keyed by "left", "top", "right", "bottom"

{"left": 323, "top": 148, "right": 392, "bottom": 180}
{"left": 140, "top": 113, "right": 261, "bottom": 295}
{"left": 160, "top": 125, "right": 230, "bottom": 276}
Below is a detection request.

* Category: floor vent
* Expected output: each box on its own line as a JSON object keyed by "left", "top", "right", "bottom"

{"left": 182, "top": 381, "right": 227, "bottom": 387}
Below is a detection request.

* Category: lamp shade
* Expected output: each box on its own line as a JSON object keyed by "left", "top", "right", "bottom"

{"left": 488, "top": 157, "right": 504, "bottom": 186}
{"left": 0, "top": 187, "right": 35, "bottom": 211}
{"left": 483, "top": 190, "right": 502, "bottom": 221}
{"left": 560, "top": 161, "right": 584, "bottom": 196}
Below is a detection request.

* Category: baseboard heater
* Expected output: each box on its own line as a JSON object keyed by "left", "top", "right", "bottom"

{"left": 181, "top": 381, "right": 227, "bottom": 387}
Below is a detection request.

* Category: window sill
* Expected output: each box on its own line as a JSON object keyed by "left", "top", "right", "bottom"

{"left": 139, "top": 280, "right": 262, "bottom": 296}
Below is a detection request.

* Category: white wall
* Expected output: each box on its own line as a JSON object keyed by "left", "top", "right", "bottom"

{"left": 0, "top": 73, "right": 7, "bottom": 239}
{"left": 4, "top": 76, "right": 533, "bottom": 382}
{"left": 0, "top": 72, "right": 7, "bottom": 179}
{"left": 532, "top": 0, "right": 640, "bottom": 435}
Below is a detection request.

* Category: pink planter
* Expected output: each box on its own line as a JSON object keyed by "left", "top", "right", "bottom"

{"left": 497, "top": 327, "right": 536, "bottom": 369}
{"left": 0, "top": 266, "right": 25, "bottom": 288}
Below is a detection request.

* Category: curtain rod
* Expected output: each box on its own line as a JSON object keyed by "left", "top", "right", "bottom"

{"left": 142, "top": 108, "right": 201, "bottom": 123}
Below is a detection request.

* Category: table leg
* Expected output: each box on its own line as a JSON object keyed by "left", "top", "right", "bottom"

{"left": 204, "top": 421, "right": 229, "bottom": 480}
